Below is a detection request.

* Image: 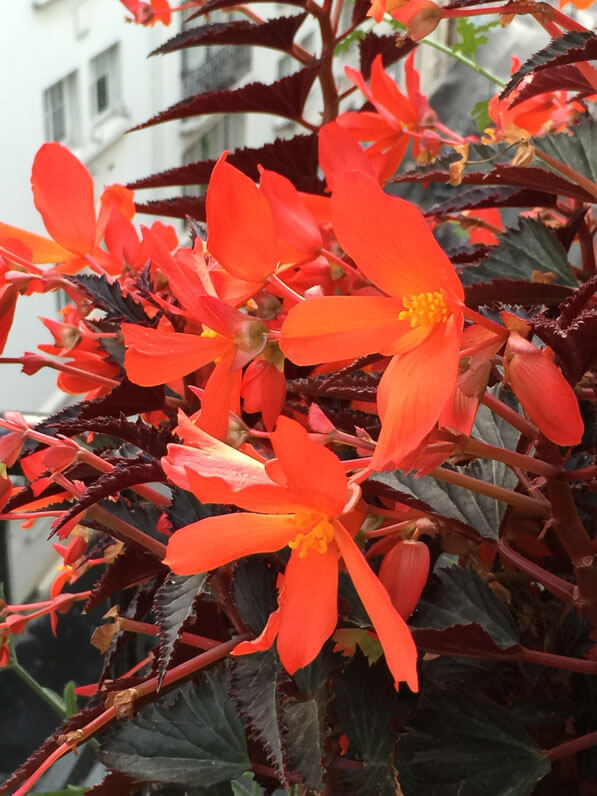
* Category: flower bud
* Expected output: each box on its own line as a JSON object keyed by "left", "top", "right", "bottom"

{"left": 378, "top": 539, "right": 430, "bottom": 619}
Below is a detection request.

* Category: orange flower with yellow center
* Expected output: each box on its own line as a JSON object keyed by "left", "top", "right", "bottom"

{"left": 162, "top": 412, "right": 419, "bottom": 690}
{"left": 280, "top": 171, "right": 464, "bottom": 470}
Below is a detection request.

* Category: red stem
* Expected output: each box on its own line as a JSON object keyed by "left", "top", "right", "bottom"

{"left": 464, "top": 437, "right": 560, "bottom": 479}
{"left": 481, "top": 391, "right": 539, "bottom": 441}
{"left": 497, "top": 538, "right": 575, "bottom": 603}
{"left": 11, "top": 634, "right": 249, "bottom": 796}
{"left": 546, "top": 731, "right": 597, "bottom": 761}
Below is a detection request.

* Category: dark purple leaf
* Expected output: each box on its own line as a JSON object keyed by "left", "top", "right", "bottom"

{"left": 129, "top": 133, "right": 323, "bottom": 197}
{"left": 85, "top": 545, "right": 166, "bottom": 611}
{"left": 412, "top": 624, "right": 522, "bottom": 659}
{"left": 500, "top": 31, "right": 596, "bottom": 100}
{"left": 533, "top": 276, "right": 597, "bottom": 382}
{"left": 51, "top": 459, "right": 167, "bottom": 539}
{"left": 286, "top": 369, "right": 381, "bottom": 401}
{"left": 511, "top": 64, "right": 595, "bottom": 107}
{"left": 72, "top": 274, "right": 151, "bottom": 324}
{"left": 428, "top": 185, "right": 557, "bottom": 216}
{"left": 449, "top": 244, "right": 492, "bottom": 265}
{"left": 45, "top": 415, "right": 175, "bottom": 459}
{"left": 132, "top": 65, "right": 320, "bottom": 131}
{"left": 359, "top": 33, "right": 416, "bottom": 79}
{"left": 554, "top": 205, "right": 589, "bottom": 252}
{"left": 135, "top": 196, "right": 206, "bottom": 221}
{"left": 230, "top": 651, "right": 290, "bottom": 784}
{"left": 154, "top": 572, "right": 208, "bottom": 688}
{"left": 35, "top": 382, "right": 167, "bottom": 427}
{"left": 86, "top": 771, "right": 141, "bottom": 795}
{"left": 464, "top": 278, "right": 574, "bottom": 309}
{"left": 151, "top": 14, "right": 308, "bottom": 56}
{"left": 394, "top": 162, "right": 595, "bottom": 203}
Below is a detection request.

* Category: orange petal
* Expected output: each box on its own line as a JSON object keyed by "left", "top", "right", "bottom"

{"left": 0, "top": 284, "right": 18, "bottom": 355}
{"left": 0, "top": 224, "right": 74, "bottom": 264}
{"left": 232, "top": 608, "right": 281, "bottom": 656}
{"left": 333, "top": 521, "right": 419, "bottom": 691}
{"left": 336, "top": 110, "right": 395, "bottom": 141}
{"left": 163, "top": 417, "right": 309, "bottom": 515}
{"left": 164, "top": 513, "right": 298, "bottom": 574}
{"left": 318, "top": 121, "right": 380, "bottom": 191}
{"left": 31, "top": 143, "right": 97, "bottom": 255}
{"left": 332, "top": 172, "right": 460, "bottom": 299}
{"left": 123, "top": 324, "right": 232, "bottom": 386}
{"left": 367, "top": 56, "right": 417, "bottom": 126}
{"left": 374, "top": 318, "right": 461, "bottom": 469}
{"left": 277, "top": 546, "right": 339, "bottom": 674}
{"left": 507, "top": 342, "right": 583, "bottom": 446}
{"left": 259, "top": 169, "right": 322, "bottom": 256}
{"left": 206, "top": 155, "right": 279, "bottom": 282}
{"left": 196, "top": 353, "right": 242, "bottom": 441}
{"left": 280, "top": 295, "right": 404, "bottom": 365}
{"left": 271, "top": 417, "right": 348, "bottom": 516}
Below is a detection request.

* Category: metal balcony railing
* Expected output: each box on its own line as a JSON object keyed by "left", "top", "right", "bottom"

{"left": 181, "top": 47, "right": 252, "bottom": 97}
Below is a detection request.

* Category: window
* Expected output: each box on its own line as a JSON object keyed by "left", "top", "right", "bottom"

{"left": 43, "top": 73, "right": 78, "bottom": 143}
{"left": 182, "top": 116, "right": 246, "bottom": 197}
{"left": 90, "top": 45, "right": 120, "bottom": 119}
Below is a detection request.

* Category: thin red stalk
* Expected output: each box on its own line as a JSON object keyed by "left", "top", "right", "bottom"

{"left": 441, "top": 1, "right": 588, "bottom": 30}
{"left": 462, "top": 307, "right": 506, "bottom": 335}
{"left": 320, "top": 247, "right": 361, "bottom": 280}
{"left": 564, "top": 465, "right": 597, "bottom": 481}
{"left": 497, "top": 538, "right": 575, "bottom": 603}
{"left": 0, "top": 356, "right": 120, "bottom": 388}
{"left": 331, "top": 430, "right": 376, "bottom": 451}
{"left": 535, "top": 147, "right": 597, "bottom": 201}
{"left": 546, "top": 731, "right": 597, "bottom": 762}
{"left": 430, "top": 466, "right": 551, "bottom": 517}
{"left": 464, "top": 437, "right": 560, "bottom": 479}
{"left": 578, "top": 217, "right": 597, "bottom": 274}
{"left": 267, "top": 273, "right": 305, "bottom": 304}
{"left": 538, "top": 440, "right": 597, "bottom": 622}
{"left": 12, "top": 635, "right": 249, "bottom": 796}
{"left": 363, "top": 520, "right": 414, "bottom": 539}
{"left": 481, "top": 391, "right": 539, "bottom": 440}
{"left": 87, "top": 505, "right": 167, "bottom": 559}
{"left": 118, "top": 617, "right": 221, "bottom": 650}
{"left": 0, "top": 510, "right": 64, "bottom": 520}
{"left": 519, "top": 647, "right": 597, "bottom": 674}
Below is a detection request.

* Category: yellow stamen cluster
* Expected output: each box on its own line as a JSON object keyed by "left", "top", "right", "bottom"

{"left": 200, "top": 326, "right": 219, "bottom": 339}
{"left": 399, "top": 290, "right": 450, "bottom": 328}
{"left": 289, "top": 511, "right": 335, "bottom": 558}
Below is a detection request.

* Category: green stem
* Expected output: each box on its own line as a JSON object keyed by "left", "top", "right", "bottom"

{"left": 9, "top": 656, "right": 67, "bottom": 719}
{"left": 390, "top": 21, "right": 506, "bottom": 88}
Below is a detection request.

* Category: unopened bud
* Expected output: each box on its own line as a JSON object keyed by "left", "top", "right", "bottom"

{"left": 378, "top": 540, "right": 430, "bottom": 619}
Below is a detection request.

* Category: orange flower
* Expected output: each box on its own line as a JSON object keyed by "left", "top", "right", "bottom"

{"left": 0, "top": 143, "right": 136, "bottom": 274}
{"left": 120, "top": 0, "right": 172, "bottom": 25}
{"left": 162, "top": 414, "right": 419, "bottom": 690}
{"left": 123, "top": 296, "right": 267, "bottom": 439}
{"left": 280, "top": 171, "right": 464, "bottom": 470}
{"left": 336, "top": 54, "right": 451, "bottom": 180}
